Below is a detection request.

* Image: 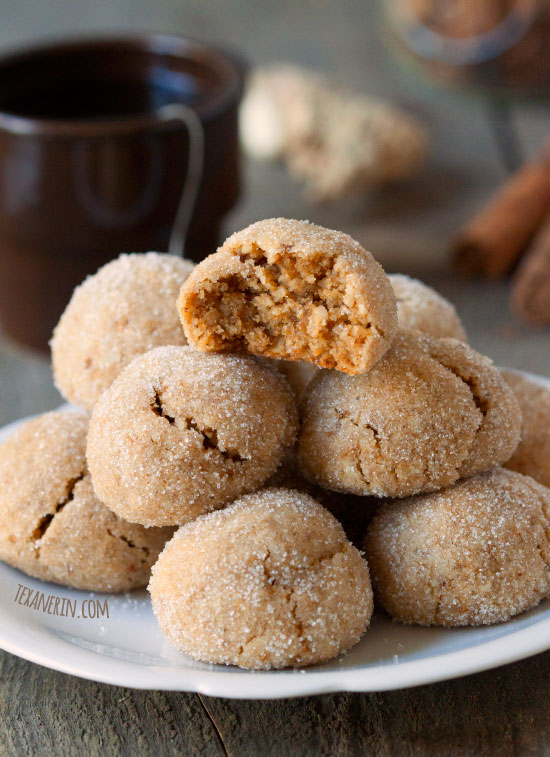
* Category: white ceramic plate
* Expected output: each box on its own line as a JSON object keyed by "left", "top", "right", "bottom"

{"left": 1, "top": 371, "right": 549, "bottom": 698}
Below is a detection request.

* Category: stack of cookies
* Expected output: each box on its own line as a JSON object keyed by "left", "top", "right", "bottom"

{"left": 1, "top": 219, "right": 549, "bottom": 670}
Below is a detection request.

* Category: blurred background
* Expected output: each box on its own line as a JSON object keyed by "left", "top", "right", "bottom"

{"left": 0, "top": 0, "right": 548, "bottom": 422}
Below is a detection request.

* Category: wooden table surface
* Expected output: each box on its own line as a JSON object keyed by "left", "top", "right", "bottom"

{"left": 1, "top": 2, "right": 549, "bottom": 755}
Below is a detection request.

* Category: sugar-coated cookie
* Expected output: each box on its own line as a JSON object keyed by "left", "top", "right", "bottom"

{"left": 297, "top": 331, "right": 521, "bottom": 498}
{"left": 266, "top": 454, "right": 379, "bottom": 547}
{"left": 389, "top": 274, "right": 467, "bottom": 342}
{"left": 178, "top": 218, "right": 398, "bottom": 375}
{"left": 364, "top": 469, "right": 550, "bottom": 626}
{"left": 87, "top": 346, "right": 298, "bottom": 527}
{"left": 51, "top": 252, "right": 194, "bottom": 410}
{"left": 502, "top": 370, "right": 550, "bottom": 487}
{"left": 149, "top": 488, "right": 373, "bottom": 669}
{"left": 0, "top": 410, "right": 172, "bottom": 592}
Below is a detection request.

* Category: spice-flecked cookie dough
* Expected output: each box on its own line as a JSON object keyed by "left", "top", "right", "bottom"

{"left": 51, "top": 252, "right": 194, "bottom": 410}
{"left": 297, "top": 331, "right": 521, "bottom": 498}
{"left": 178, "top": 218, "right": 398, "bottom": 375}
{"left": 274, "top": 274, "right": 468, "bottom": 397}
{"left": 389, "top": 274, "right": 467, "bottom": 342}
{"left": 87, "top": 346, "right": 298, "bottom": 527}
{"left": 502, "top": 370, "right": 550, "bottom": 487}
{"left": 149, "top": 488, "right": 373, "bottom": 669}
{"left": 0, "top": 410, "right": 172, "bottom": 592}
{"left": 364, "top": 469, "right": 550, "bottom": 626}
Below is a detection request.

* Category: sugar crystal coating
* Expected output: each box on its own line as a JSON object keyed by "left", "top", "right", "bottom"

{"left": 0, "top": 410, "right": 172, "bottom": 592}
{"left": 178, "top": 218, "right": 398, "bottom": 375}
{"left": 503, "top": 370, "right": 550, "bottom": 487}
{"left": 297, "top": 331, "right": 521, "bottom": 498}
{"left": 87, "top": 346, "right": 299, "bottom": 527}
{"left": 149, "top": 488, "right": 373, "bottom": 669}
{"left": 265, "top": 452, "right": 379, "bottom": 547}
{"left": 51, "top": 252, "right": 194, "bottom": 409}
{"left": 364, "top": 468, "right": 550, "bottom": 626}
{"left": 389, "top": 274, "right": 467, "bottom": 342}
{"left": 421, "top": 334, "right": 521, "bottom": 478}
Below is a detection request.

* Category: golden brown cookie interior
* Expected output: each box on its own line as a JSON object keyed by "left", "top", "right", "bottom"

{"left": 179, "top": 219, "right": 397, "bottom": 375}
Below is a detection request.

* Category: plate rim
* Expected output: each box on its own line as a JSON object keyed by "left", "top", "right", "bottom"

{"left": 1, "top": 594, "right": 550, "bottom": 697}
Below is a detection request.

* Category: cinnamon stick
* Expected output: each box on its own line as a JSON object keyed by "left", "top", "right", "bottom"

{"left": 453, "top": 150, "right": 550, "bottom": 278}
{"left": 510, "top": 214, "right": 550, "bottom": 325}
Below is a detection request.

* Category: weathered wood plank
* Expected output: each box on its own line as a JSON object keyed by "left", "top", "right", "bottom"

{"left": 201, "top": 651, "right": 550, "bottom": 757}
{"left": 3, "top": 648, "right": 549, "bottom": 756}
{"left": 0, "top": 651, "right": 225, "bottom": 757}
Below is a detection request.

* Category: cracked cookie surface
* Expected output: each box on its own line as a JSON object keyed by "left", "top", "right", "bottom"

{"left": 297, "top": 331, "right": 521, "bottom": 498}
{"left": 178, "top": 218, "right": 397, "bottom": 375}
{"left": 87, "top": 346, "right": 299, "bottom": 527}
{"left": 51, "top": 252, "right": 194, "bottom": 410}
{"left": 364, "top": 468, "right": 550, "bottom": 626}
{"left": 415, "top": 333, "right": 521, "bottom": 479}
{"left": 149, "top": 488, "right": 373, "bottom": 669}
{"left": 0, "top": 410, "right": 172, "bottom": 591}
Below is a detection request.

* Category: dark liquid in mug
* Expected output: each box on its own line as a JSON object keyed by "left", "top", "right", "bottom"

{"left": 0, "top": 49, "right": 214, "bottom": 120}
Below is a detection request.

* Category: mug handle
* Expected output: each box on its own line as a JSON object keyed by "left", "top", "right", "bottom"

{"left": 157, "top": 103, "right": 204, "bottom": 258}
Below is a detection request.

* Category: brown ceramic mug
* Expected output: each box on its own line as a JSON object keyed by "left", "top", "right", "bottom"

{"left": 0, "top": 34, "right": 245, "bottom": 351}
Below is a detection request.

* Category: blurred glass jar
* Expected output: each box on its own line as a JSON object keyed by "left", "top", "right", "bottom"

{"left": 383, "top": 0, "right": 550, "bottom": 96}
